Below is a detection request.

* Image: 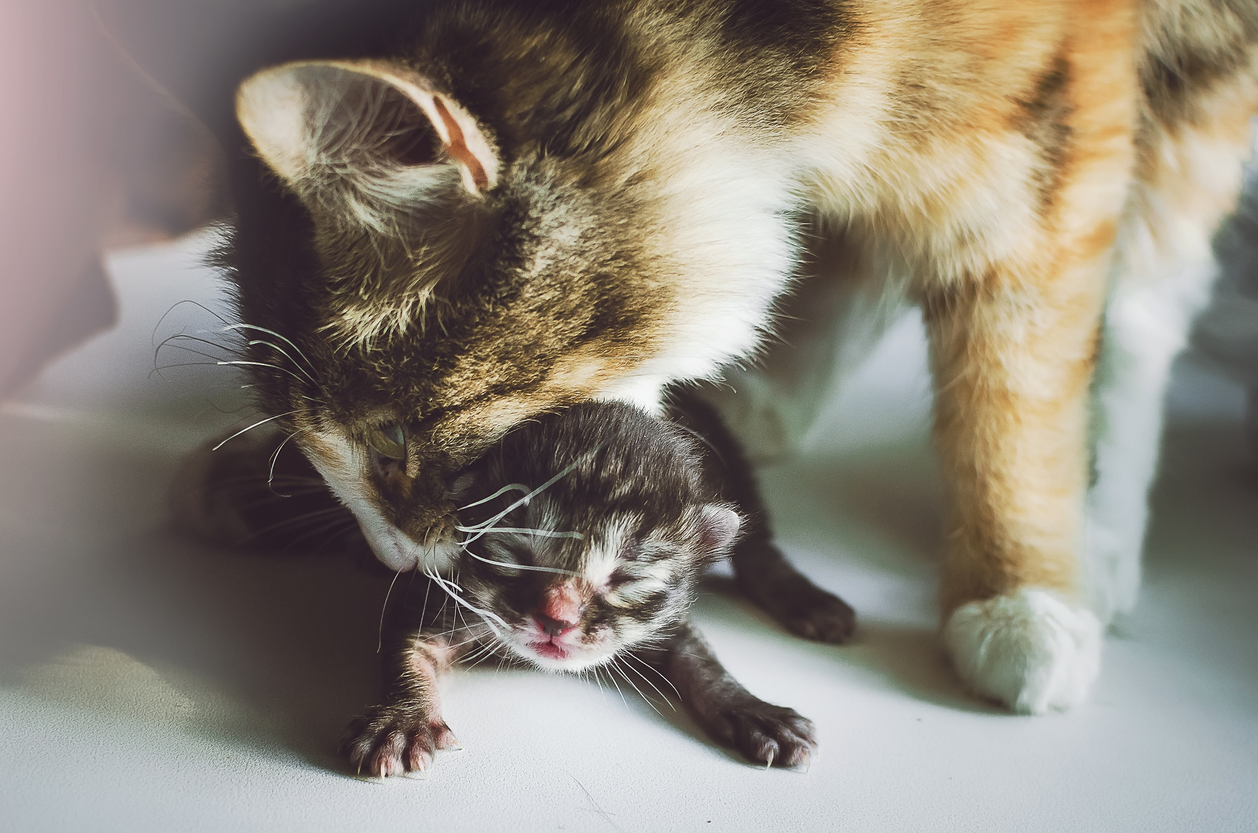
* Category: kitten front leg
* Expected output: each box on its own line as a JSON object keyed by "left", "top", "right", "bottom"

{"left": 647, "top": 620, "right": 817, "bottom": 768}
{"left": 341, "top": 632, "right": 466, "bottom": 777}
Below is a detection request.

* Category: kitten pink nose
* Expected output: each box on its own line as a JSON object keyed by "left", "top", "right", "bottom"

{"left": 534, "top": 612, "right": 578, "bottom": 637}
{"left": 535, "top": 581, "right": 585, "bottom": 636}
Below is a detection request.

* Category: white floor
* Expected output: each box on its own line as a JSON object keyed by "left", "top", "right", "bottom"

{"left": 1, "top": 234, "right": 1255, "bottom": 832}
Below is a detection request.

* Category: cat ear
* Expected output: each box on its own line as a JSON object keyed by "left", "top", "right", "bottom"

{"left": 235, "top": 60, "right": 498, "bottom": 207}
{"left": 694, "top": 503, "right": 742, "bottom": 558}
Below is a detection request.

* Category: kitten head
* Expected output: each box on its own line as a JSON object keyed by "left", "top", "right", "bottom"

{"left": 448, "top": 402, "right": 740, "bottom": 672}
{"left": 224, "top": 6, "right": 793, "bottom": 572}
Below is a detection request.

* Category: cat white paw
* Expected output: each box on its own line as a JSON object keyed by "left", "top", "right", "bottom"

{"left": 1085, "top": 515, "right": 1144, "bottom": 624}
{"left": 942, "top": 588, "right": 1102, "bottom": 714}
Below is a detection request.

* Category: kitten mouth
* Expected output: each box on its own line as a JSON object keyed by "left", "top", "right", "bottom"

{"left": 531, "top": 640, "right": 570, "bottom": 661}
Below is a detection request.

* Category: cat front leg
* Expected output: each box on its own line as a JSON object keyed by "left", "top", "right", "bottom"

{"left": 925, "top": 263, "right": 1110, "bottom": 714}
{"left": 341, "top": 631, "right": 466, "bottom": 777}
{"left": 647, "top": 620, "right": 817, "bottom": 768}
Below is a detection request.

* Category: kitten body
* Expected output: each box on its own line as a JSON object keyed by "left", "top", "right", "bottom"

{"left": 220, "top": 0, "right": 1258, "bottom": 713}
{"left": 344, "top": 400, "right": 823, "bottom": 775}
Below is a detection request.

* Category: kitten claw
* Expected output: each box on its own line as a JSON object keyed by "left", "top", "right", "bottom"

{"left": 342, "top": 707, "right": 454, "bottom": 778}
{"left": 707, "top": 698, "right": 818, "bottom": 769}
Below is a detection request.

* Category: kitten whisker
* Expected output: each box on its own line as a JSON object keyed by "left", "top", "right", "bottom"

{"left": 622, "top": 651, "right": 682, "bottom": 701}
{"left": 616, "top": 654, "right": 677, "bottom": 710}
{"left": 242, "top": 505, "right": 355, "bottom": 540}
{"left": 601, "top": 665, "right": 631, "bottom": 712}
{"left": 609, "top": 657, "right": 666, "bottom": 718}
{"left": 243, "top": 338, "right": 320, "bottom": 385}
{"left": 149, "top": 360, "right": 242, "bottom": 380}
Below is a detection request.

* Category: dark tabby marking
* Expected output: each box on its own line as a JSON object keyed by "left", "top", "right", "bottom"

{"left": 339, "top": 401, "right": 835, "bottom": 773}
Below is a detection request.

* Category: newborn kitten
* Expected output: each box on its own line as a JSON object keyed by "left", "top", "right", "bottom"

{"left": 342, "top": 399, "right": 839, "bottom": 775}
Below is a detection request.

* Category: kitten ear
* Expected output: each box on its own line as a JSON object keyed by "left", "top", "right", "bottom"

{"left": 694, "top": 503, "right": 742, "bottom": 558}
{"left": 235, "top": 60, "right": 498, "bottom": 206}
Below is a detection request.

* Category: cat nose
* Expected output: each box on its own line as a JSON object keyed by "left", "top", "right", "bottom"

{"left": 534, "top": 612, "right": 578, "bottom": 637}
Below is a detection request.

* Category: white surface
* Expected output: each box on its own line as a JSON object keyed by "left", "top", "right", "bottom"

{"left": 2, "top": 234, "right": 1256, "bottom": 832}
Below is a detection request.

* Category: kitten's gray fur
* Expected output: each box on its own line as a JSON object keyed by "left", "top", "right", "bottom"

{"left": 343, "top": 400, "right": 833, "bottom": 774}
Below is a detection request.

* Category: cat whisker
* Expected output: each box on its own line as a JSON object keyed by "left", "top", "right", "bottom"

{"left": 222, "top": 323, "right": 319, "bottom": 375}
{"left": 587, "top": 666, "right": 608, "bottom": 705}
{"left": 243, "top": 338, "right": 320, "bottom": 385}
{"left": 460, "top": 547, "right": 582, "bottom": 577}
{"left": 242, "top": 505, "right": 354, "bottom": 540}
{"left": 461, "top": 639, "right": 505, "bottom": 672}
{"left": 601, "top": 665, "right": 631, "bottom": 712}
{"left": 422, "top": 566, "right": 510, "bottom": 637}
{"left": 154, "top": 333, "right": 244, "bottom": 364}
{"left": 211, "top": 411, "right": 299, "bottom": 452}
{"left": 265, "top": 512, "right": 360, "bottom": 549}
{"left": 266, "top": 427, "right": 311, "bottom": 497}
{"left": 418, "top": 573, "right": 434, "bottom": 631}
{"left": 377, "top": 568, "right": 405, "bottom": 654}
{"left": 151, "top": 299, "right": 234, "bottom": 349}
{"left": 455, "top": 482, "right": 531, "bottom": 512}
{"left": 458, "top": 452, "right": 595, "bottom": 548}
{"left": 216, "top": 359, "right": 318, "bottom": 389}
{"left": 455, "top": 526, "right": 584, "bottom": 541}
{"left": 149, "top": 360, "right": 243, "bottom": 380}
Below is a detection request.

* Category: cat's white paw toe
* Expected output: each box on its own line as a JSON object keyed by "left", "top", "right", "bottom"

{"left": 942, "top": 588, "right": 1102, "bottom": 714}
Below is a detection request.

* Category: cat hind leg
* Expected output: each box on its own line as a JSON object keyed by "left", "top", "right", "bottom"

{"left": 1086, "top": 260, "right": 1217, "bottom": 623}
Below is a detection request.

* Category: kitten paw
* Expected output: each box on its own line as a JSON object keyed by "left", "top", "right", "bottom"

{"left": 942, "top": 588, "right": 1102, "bottom": 714}
{"left": 705, "top": 699, "right": 818, "bottom": 769}
{"left": 737, "top": 564, "right": 856, "bottom": 644}
{"left": 775, "top": 580, "right": 856, "bottom": 644}
{"left": 341, "top": 707, "right": 460, "bottom": 777}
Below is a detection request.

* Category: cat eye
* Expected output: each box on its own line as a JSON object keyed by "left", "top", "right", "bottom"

{"left": 364, "top": 423, "right": 406, "bottom": 460}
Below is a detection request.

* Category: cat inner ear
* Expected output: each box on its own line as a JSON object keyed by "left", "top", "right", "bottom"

{"left": 694, "top": 504, "right": 742, "bottom": 558}
{"left": 235, "top": 60, "right": 499, "bottom": 211}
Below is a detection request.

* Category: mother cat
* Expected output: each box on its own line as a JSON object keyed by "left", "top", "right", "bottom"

{"left": 222, "top": 0, "right": 1258, "bottom": 714}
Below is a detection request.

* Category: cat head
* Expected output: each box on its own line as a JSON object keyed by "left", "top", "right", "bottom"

{"left": 447, "top": 402, "right": 740, "bottom": 671}
{"left": 228, "top": 55, "right": 674, "bottom": 572}
{"left": 224, "top": 12, "right": 791, "bottom": 573}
